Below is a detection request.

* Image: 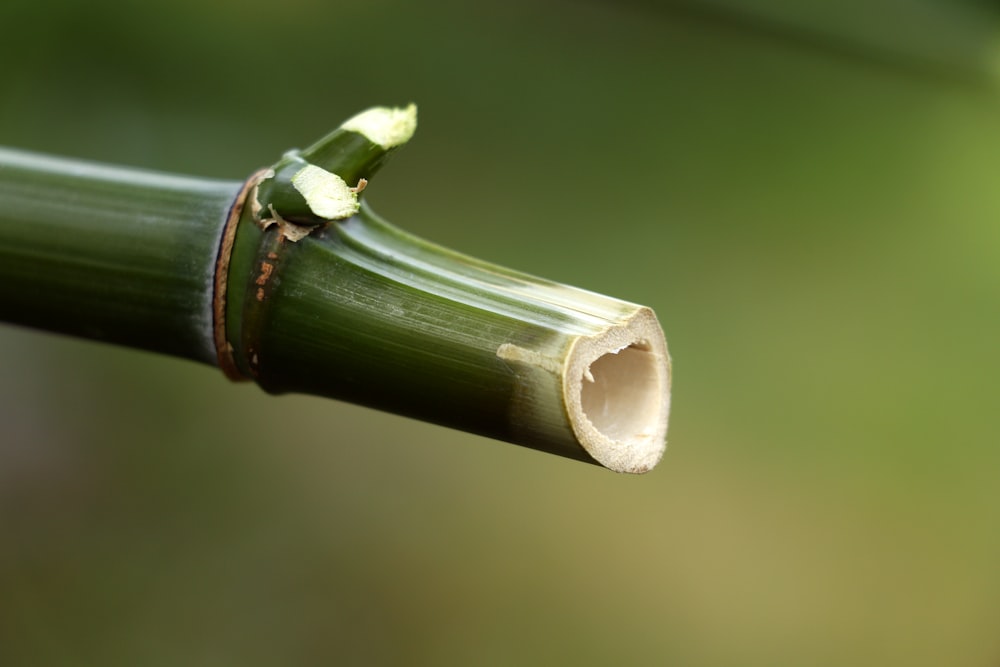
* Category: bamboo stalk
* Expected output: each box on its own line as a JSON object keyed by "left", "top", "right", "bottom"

{"left": 0, "top": 105, "right": 671, "bottom": 473}
{"left": 0, "top": 148, "right": 239, "bottom": 362}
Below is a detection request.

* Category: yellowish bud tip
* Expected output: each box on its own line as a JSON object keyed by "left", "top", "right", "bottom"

{"left": 341, "top": 103, "right": 418, "bottom": 149}
{"left": 291, "top": 164, "right": 360, "bottom": 220}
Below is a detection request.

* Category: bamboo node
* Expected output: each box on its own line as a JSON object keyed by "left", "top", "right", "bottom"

{"left": 212, "top": 168, "right": 271, "bottom": 382}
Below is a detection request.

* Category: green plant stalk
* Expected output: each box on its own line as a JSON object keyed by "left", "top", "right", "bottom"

{"left": 0, "top": 106, "right": 671, "bottom": 473}
{"left": 0, "top": 148, "right": 239, "bottom": 363}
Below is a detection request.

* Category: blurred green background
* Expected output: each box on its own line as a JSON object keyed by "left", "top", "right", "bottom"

{"left": 2, "top": 1, "right": 999, "bottom": 665}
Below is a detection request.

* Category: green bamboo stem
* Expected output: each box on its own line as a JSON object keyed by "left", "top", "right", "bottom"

{"left": 0, "top": 148, "right": 239, "bottom": 362}
{"left": 0, "top": 105, "right": 672, "bottom": 473}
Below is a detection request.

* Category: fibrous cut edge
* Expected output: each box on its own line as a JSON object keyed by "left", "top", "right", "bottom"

{"left": 291, "top": 164, "right": 360, "bottom": 220}
{"left": 340, "top": 104, "right": 417, "bottom": 149}
{"left": 564, "top": 307, "right": 670, "bottom": 473}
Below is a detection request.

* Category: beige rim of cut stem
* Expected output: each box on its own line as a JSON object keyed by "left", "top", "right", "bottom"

{"left": 564, "top": 307, "right": 670, "bottom": 473}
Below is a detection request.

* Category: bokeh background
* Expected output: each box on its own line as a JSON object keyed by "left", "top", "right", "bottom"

{"left": 2, "top": 1, "right": 1000, "bottom": 665}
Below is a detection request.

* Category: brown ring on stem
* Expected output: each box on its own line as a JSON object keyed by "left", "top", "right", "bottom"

{"left": 213, "top": 168, "right": 271, "bottom": 381}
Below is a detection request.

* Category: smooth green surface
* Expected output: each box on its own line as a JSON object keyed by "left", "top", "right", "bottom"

{"left": 2, "top": 1, "right": 1000, "bottom": 666}
{"left": 223, "top": 114, "right": 627, "bottom": 463}
{"left": 242, "top": 201, "right": 639, "bottom": 463}
{"left": 0, "top": 149, "right": 239, "bottom": 363}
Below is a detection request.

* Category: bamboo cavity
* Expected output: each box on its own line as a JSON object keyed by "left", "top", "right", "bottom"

{"left": 565, "top": 307, "right": 670, "bottom": 473}
{"left": 581, "top": 347, "right": 663, "bottom": 441}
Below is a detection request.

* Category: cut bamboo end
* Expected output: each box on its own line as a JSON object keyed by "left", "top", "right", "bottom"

{"left": 564, "top": 307, "right": 671, "bottom": 474}
{"left": 340, "top": 104, "right": 417, "bottom": 149}
{"left": 290, "top": 164, "right": 360, "bottom": 220}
